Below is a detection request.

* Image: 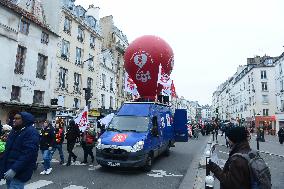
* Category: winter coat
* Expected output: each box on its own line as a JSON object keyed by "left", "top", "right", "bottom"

{"left": 208, "top": 141, "right": 251, "bottom": 189}
{"left": 278, "top": 128, "right": 284, "bottom": 138}
{"left": 40, "top": 124, "right": 55, "bottom": 150}
{"left": 0, "top": 112, "right": 40, "bottom": 182}
{"left": 83, "top": 128, "right": 95, "bottom": 146}
{"left": 0, "top": 141, "right": 5, "bottom": 153}
{"left": 65, "top": 123, "right": 80, "bottom": 143}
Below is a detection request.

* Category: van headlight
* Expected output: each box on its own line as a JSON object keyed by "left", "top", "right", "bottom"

{"left": 131, "top": 141, "right": 144, "bottom": 152}
{"left": 96, "top": 138, "right": 102, "bottom": 149}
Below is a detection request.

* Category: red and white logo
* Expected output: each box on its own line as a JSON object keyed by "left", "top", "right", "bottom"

{"left": 112, "top": 134, "right": 128, "bottom": 143}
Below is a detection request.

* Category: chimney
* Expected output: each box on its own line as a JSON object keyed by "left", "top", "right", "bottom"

{"left": 86, "top": 4, "right": 100, "bottom": 20}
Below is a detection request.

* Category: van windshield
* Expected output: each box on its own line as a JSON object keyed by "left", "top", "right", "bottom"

{"left": 107, "top": 116, "right": 149, "bottom": 132}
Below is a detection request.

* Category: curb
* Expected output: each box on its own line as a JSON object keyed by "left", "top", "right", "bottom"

{"left": 191, "top": 139, "right": 214, "bottom": 189}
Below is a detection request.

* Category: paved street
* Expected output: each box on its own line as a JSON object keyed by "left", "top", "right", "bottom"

{"left": 212, "top": 133, "right": 284, "bottom": 189}
{"left": 0, "top": 136, "right": 208, "bottom": 189}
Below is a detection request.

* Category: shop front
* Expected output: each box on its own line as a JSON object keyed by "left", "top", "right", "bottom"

{"left": 255, "top": 115, "right": 276, "bottom": 135}
{"left": 0, "top": 101, "right": 56, "bottom": 127}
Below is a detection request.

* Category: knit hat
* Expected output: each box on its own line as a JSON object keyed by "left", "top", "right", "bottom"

{"left": 226, "top": 126, "right": 247, "bottom": 143}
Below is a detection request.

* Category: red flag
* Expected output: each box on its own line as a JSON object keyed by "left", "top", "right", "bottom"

{"left": 74, "top": 106, "right": 88, "bottom": 132}
{"left": 157, "top": 64, "right": 171, "bottom": 87}
{"left": 124, "top": 72, "right": 140, "bottom": 98}
{"left": 171, "top": 80, "right": 177, "bottom": 98}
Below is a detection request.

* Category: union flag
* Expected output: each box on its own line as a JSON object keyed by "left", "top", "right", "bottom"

{"left": 171, "top": 80, "right": 177, "bottom": 98}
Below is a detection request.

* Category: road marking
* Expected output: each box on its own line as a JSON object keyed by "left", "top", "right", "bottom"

{"left": 72, "top": 161, "right": 87, "bottom": 166}
{"left": 88, "top": 165, "right": 101, "bottom": 171}
{"left": 63, "top": 185, "right": 86, "bottom": 189}
{"left": 147, "top": 170, "right": 183, "bottom": 178}
{"left": 0, "top": 179, "right": 5, "bottom": 186}
{"left": 25, "top": 180, "right": 53, "bottom": 189}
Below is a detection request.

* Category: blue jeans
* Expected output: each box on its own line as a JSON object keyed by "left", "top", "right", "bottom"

{"left": 52, "top": 144, "right": 64, "bottom": 162}
{"left": 41, "top": 150, "right": 52, "bottom": 171}
{"left": 6, "top": 178, "right": 25, "bottom": 189}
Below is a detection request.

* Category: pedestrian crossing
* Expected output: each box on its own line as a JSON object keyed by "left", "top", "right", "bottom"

{"left": 0, "top": 179, "right": 87, "bottom": 189}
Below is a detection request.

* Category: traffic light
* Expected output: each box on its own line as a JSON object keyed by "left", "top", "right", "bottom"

{"left": 83, "top": 88, "right": 91, "bottom": 101}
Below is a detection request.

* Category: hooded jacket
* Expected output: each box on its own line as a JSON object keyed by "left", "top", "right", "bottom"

{"left": 208, "top": 141, "right": 251, "bottom": 189}
{"left": 39, "top": 123, "right": 55, "bottom": 150}
{"left": 0, "top": 112, "right": 40, "bottom": 182}
{"left": 65, "top": 120, "right": 80, "bottom": 143}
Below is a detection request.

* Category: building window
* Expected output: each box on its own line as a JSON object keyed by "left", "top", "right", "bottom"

{"left": 75, "top": 47, "right": 82, "bottom": 65}
{"left": 36, "top": 54, "right": 47, "bottom": 80}
{"left": 11, "top": 86, "right": 21, "bottom": 101}
{"left": 19, "top": 19, "right": 29, "bottom": 35}
{"left": 262, "top": 95, "right": 269, "bottom": 104}
{"left": 102, "top": 74, "right": 106, "bottom": 88}
{"left": 88, "top": 54, "right": 94, "bottom": 71}
{"left": 14, "top": 45, "right": 26, "bottom": 74}
{"left": 63, "top": 17, "right": 71, "bottom": 34}
{"left": 261, "top": 82, "right": 268, "bottom": 91}
{"left": 101, "top": 94, "right": 105, "bottom": 108}
{"left": 263, "top": 109, "right": 269, "bottom": 116}
{"left": 261, "top": 70, "right": 267, "bottom": 79}
{"left": 74, "top": 98, "right": 80, "bottom": 109}
{"left": 74, "top": 72, "right": 81, "bottom": 93}
{"left": 77, "top": 27, "right": 84, "bottom": 42}
{"left": 280, "top": 80, "right": 284, "bottom": 91}
{"left": 90, "top": 35, "right": 95, "bottom": 49}
{"left": 58, "top": 95, "right": 65, "bottom": 107}
{"left": 281, "top": 100, "right": 284, "bottom": 112}
{"left": 110, "top": 96, "right": 113, "bottom": 109}
{"left": 33, "top": 90, "right": 44, "bottom": 104}
{"left": 61, "top": 40, "right": 70, "bottom": 60}
{"left": 59, "top": 67, "right": 68, "bottom": 89}
{"left": 280, "top": 64, "right": 283, "bottom": 74}
{"left": 103, "top": 57, "right": 106, "bottom": 65}
{"left": 87, "top": 77, "right": 93, "bottom": 90}
{"left": 41, "top": 31, "right": 49, "bottom": 44}
{"left": 110, "top": 77, "right": 113, "bottom": 91}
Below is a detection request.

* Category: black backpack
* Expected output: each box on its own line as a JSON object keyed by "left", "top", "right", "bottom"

{"left": 233, "top": 150, "right": 271, "bottom": 189}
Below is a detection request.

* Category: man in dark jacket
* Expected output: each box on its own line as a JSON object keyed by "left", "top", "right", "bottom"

{"left": 0, "top": 112, "right": 40, "bottom": 189}
{"left": 65, "top": 120, "right": 80, "bottom": 166}
{"left": 207, "top": 127, "right": 251, "bottom": 189}
{"left": 39, "top": 120, "right": 55, "bottom": 175}
{"left": 278, "top": 127, "right": 284, "bottom": 144}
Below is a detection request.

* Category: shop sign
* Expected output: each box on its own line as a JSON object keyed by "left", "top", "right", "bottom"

{"left": 89, "top": 109, "right": 100, "bottom": 117}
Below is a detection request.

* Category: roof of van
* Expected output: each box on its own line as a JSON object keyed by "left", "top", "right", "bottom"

{"left": 117, "top": 102, "right": 170, "bottom": 116}
{"left": 124, "top": 101, "right": 169, "bottom": 107}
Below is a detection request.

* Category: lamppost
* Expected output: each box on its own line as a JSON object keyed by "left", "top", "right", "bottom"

{"left": 82, "top": 56, "right": 94, "bottom": 65}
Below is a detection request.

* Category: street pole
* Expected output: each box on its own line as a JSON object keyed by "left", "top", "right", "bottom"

{"left": 257, "top": 137, "right": 260, "bottom": 150}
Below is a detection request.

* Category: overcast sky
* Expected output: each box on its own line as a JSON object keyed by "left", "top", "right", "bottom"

{"left": 77, "top": 0, "right": 284, "bottom": 105}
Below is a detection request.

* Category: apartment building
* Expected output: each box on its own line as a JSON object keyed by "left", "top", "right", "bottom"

{"left": 100, "top": 15, "right": 129, "bottom": 108}
{"left": 0, "top": 0, "right": 58, "bottom": 123}
{"left": 42, "top": 0, "right": 103, "bottom": 118}
{"left": 212, "top": 56, "right": 277, "bottom": 130}
{"left": 274, "top": 53, "right": 284, "bottom": 131}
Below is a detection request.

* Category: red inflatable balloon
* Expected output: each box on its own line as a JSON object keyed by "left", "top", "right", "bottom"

{"left": 124, "top": 35, "right": 174, "bottom": 99}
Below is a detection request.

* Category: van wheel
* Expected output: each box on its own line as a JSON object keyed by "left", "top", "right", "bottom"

{"left": 164, "top": 145, "right": 170, "bottom": 157}
{"left": 143, "top": 154, "right": 153, "bottom": 172}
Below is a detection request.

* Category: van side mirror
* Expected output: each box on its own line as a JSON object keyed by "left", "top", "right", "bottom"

{"left": 151, "top": 116, "right": 159, "bottom": 137}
